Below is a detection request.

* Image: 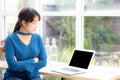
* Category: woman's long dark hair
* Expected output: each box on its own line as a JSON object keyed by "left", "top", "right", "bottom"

{"left": 13, "top": 7, "right": 41, "bottom": 33}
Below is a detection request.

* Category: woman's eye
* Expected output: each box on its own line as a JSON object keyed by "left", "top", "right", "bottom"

{"left": 33, "top": 22, "right": 36, "bottom": 24}
{"left": 32, "top": 21, "right": 38, "bottom": 25}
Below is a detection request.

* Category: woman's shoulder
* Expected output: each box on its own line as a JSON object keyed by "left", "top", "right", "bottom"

{"left": 33, "top": 33, "right": 42, "bottom": 39}
{"left": 6, "top": 33, "right": 16, "bottom": 40}
{"left": 32, "top": 33, "right": 43, "bottom": 43}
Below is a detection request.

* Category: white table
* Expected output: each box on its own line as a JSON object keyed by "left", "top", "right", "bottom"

{"left": 0, "top": 61, "right": 120, "bottom": 80}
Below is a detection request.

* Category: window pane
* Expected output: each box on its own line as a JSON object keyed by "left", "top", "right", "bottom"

{"left": 84, "top": 0, "right": 120, "bottom": 11}
{"left": 6, "top": 16, "right": 17, "bottom": 35}
{"left": 43, "top": 0, "right": 75, "bottom": 11}
{"left": 43, "top": 16, "right": 75, "bottom": 62}
{"left": 5, "top": 0, "right": 37, "bottom": 13}
{"left": 84, "top": 17, "right": 120, "bottom": 66}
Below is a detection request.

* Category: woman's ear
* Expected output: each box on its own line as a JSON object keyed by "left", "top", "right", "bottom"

{"left": 21, "top": 20, "right": 27, "bottom": 26}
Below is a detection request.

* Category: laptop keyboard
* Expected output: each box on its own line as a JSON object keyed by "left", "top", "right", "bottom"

{"left": 61, "top": 67, "right": 79, "bottom": 72}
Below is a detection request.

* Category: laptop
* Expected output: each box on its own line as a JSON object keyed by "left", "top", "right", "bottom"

{"left": 51, "top": 49, "right": 95, "bottom": 75}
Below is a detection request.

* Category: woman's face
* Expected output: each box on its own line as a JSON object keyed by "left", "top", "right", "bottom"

{"left": 22, "top": 16, "right": 39, "bottom": 34}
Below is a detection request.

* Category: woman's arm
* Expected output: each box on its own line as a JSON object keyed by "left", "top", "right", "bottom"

{"left": 34, "top": 36, "right": 47, "bottom": 71}
{"left": 5, "top": 37, "right": 35, "bottom": 73}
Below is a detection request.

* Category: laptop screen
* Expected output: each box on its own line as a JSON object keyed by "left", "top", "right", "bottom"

{"left": 69, "top": 50, "right": 94, "bottom": 69}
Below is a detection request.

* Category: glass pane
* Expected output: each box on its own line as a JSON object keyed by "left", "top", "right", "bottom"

{"left": 5, "top": 0, "right": 38, "bottom": 13}
{"left": 5, "top": 0, "right": 18, "bottom": 12}
{"left": 42, "top": 0, "right": 75, "bottom": 11}
{"left": 6, "top": 16, "right": 17, "bottom": 35}
{"left": 84, "top": 16, "right": 120, "bottom": 66}
{"left": 84, "top": 0, "right": 120, "bottom": 11}
{"left": 43, "top": 16, "right": 75, "bottom": 62}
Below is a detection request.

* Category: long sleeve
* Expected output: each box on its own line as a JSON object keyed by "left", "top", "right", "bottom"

{"left": 5, "top": 36, "right": 35, "bottom": 73}
{"left": 34, "top": 36, "right": 47, "bottom": 71}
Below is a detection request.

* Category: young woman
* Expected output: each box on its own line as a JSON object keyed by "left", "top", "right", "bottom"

{"left": 3, "top": 7, "right": 47, "bottom": 80}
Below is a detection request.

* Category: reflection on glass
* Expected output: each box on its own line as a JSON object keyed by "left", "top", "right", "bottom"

{"left": 5, "top": 0, "right": 36, "bottom": 13}
{"left": 43, "top": 16, "right": 75, "bottom": 62}
{"left": 43, "top": 0, "right": 75, "bottom": 11}
{"left": 84, "top": 0, "right": 120, "bottom": 11}
{"left": 6, "top": 16, "right": 17, "bottom": 35}
{"left": 84, "top": 17, "right": 120, "bottom": 66}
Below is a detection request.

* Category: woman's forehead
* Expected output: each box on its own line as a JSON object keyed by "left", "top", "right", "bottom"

{"left": 33, "top": 16, "right": 39, "bottom": 22}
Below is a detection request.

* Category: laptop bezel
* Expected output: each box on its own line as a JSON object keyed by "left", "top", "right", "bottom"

{"left": 68, "top": 49, "right": 95, "bottom": 69}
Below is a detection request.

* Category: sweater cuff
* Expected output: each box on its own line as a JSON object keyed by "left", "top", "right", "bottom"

{"left": 24, "top": 59, "right": 35, "bottom": 73}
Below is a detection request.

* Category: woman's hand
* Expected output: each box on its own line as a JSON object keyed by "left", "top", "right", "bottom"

{"left": 14, "top": 56, "right": 17, "bottom": 61}
{"left": 14, "top": 56, "right": 39, "bottom": 63}
{"left": 34, "top": 57, "right": 39, "bottom": 63}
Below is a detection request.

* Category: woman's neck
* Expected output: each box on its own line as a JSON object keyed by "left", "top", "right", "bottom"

{"left": 17, "top": 27, "right": 32, "bottom": 35}
{"left": 16, "top": 31, "right": 32, "bottom": 36}
{"left": 19, "top": 27, "right": 29, "bottom": 34}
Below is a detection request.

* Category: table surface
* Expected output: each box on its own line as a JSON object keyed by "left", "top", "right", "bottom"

{"left": 0, "top": 61, "right": 120, "bottom": 80}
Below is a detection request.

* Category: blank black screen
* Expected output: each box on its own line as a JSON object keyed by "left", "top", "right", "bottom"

{"left": 69, "top": 50, "right": 93, "bottom": 69}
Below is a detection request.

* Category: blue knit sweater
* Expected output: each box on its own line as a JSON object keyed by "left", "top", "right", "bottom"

{"left": 4, "top": 32, "right": 47, "bottom": 79}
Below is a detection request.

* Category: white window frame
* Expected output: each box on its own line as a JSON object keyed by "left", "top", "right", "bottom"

{"left": 0, "top": 0, "right": 5, "bottom": 40}
{"left": 76, "top": 0, "right": 83, "bottom": 49}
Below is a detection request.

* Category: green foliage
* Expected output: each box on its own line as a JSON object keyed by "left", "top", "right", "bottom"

{"left": 58, "top": 46, "right": 74, "bottom": 62}
{"left": 47, "top": 16, "right": 75, "bottom": 50}
{"left": 95, "top": 0, "right": 113, "bottom": 7}
{"left": 8, "top": 23, "right": 15, "bottom": 35}
{"left": 42, "top": 76, "right": 73, "bottom": 80}
{"left": 84, "top": 17, "right": 114, "bottom": 51}
{"left": 87, "top": 0, "right": 114, "bottom": 9}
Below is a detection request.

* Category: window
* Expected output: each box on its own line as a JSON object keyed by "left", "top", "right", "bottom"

{"left": 40, "top": 0, "right": 76, "bottom": 62}
{"left": 84, "top": 0, "right": 120, "bottom": 10}
{"left": 84, "top": 0, "right": 120, "bottom": 66}
{"left": 42, "top": 0, "right": 75, "bottom": 11}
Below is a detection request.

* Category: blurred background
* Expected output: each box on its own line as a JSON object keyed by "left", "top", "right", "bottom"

{"left": 0, "top": 0, "right": 120, "bottom": 80}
